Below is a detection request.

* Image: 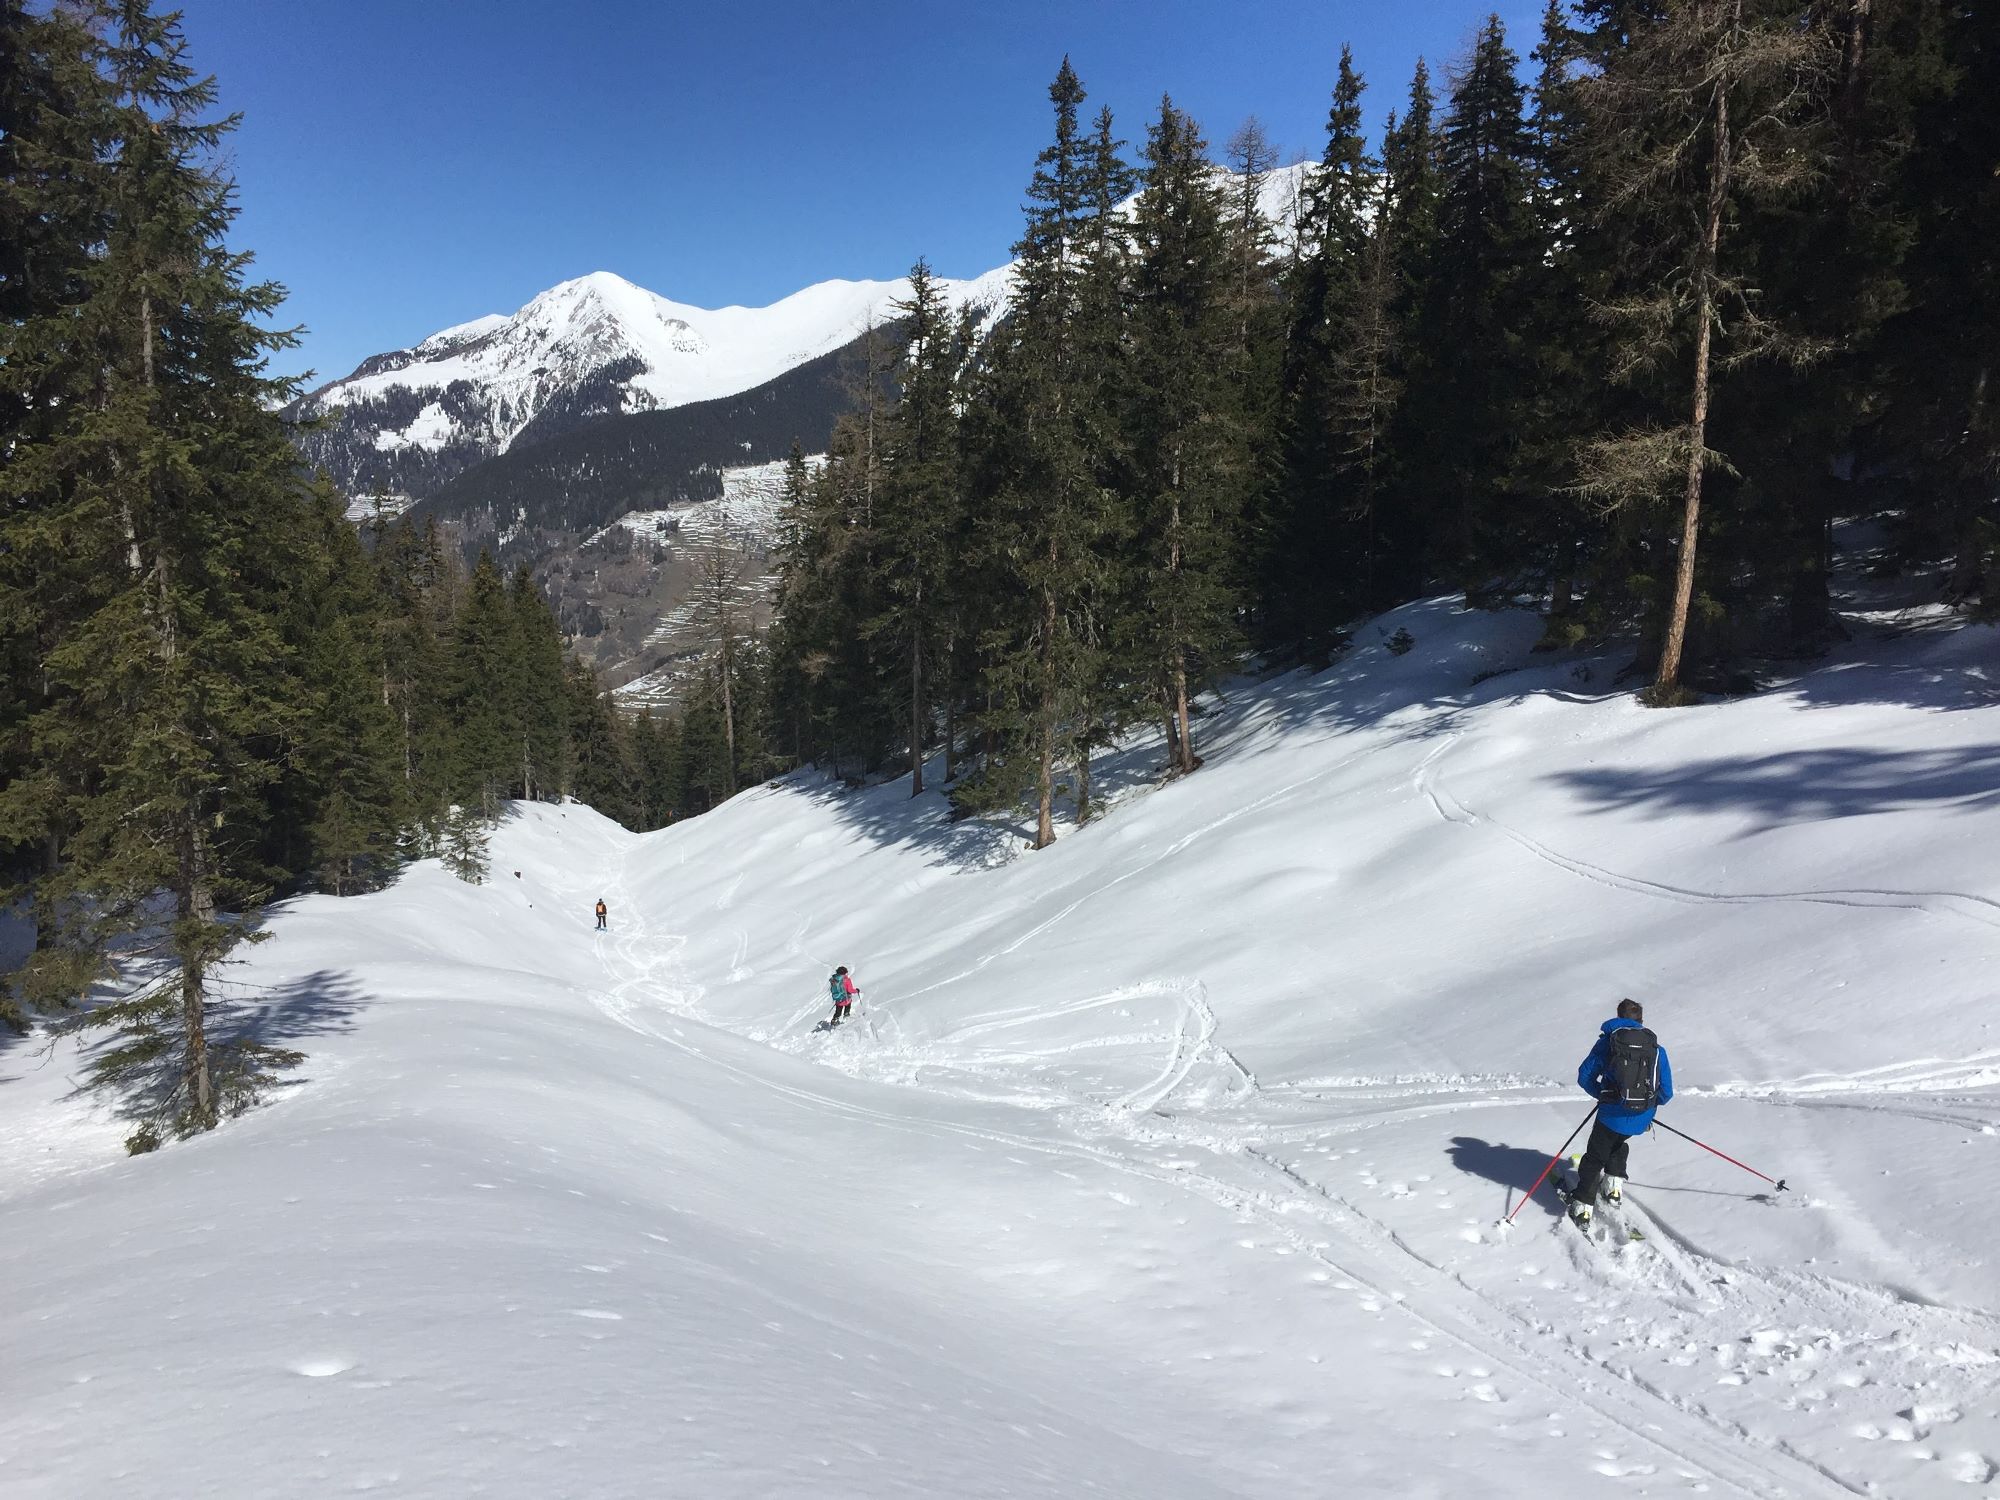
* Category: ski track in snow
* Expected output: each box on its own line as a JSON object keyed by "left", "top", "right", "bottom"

{"left": 568, "top": 822, "right": 2000, "bottom": 1500}
{"left": 1416, "top": 734, "right": 2000, "bottom": 930}
{"left": 421, "top": 670, "right": 2000, "bottom": 1497}
{"left": 17, "top": 603, "right": 2000, "bottom": 1496}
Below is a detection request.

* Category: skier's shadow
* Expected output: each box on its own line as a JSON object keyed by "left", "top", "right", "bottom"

{"left": 1447, "top": 1136, "right": 1566, "bottom": 1218}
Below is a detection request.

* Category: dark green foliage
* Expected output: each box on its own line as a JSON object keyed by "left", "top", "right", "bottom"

{"left": 1261, "top": 46, "right": 1377, "bottom": 657}
{"left": 1122, "top": 98, "right": 1249, "bottom": 774}
{"left": 0, "top": 3, "right": 688, "bottom": 1138}
{"left": 959, "top": 60, "right": 1133, "bottom": 846}
{"left": 766, "top": 14, "right": 1995, "bottom": 819}
{"left": 0, "top": 0, "right": 358, "bottom": 1130}
{"left": 1399, "top": 15, "right": 1544, "bottom": 597}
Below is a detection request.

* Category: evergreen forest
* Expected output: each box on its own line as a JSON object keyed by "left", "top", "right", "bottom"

{"left": 767, "top": 3, "right": 1998, "bottom": 846}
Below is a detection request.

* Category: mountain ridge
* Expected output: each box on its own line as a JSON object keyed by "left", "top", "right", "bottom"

{"left": 290, "top": 162, "right": 1312, "bottom": 509}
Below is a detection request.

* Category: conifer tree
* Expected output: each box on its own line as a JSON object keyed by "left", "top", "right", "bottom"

{"left": 964, "top": 59, "right": 1126, "bottom": 847}
{"left": 509, "top": 563, "right": 569, "bottom": 801}
{"left": 1265, "top": 47, "right": 1376, "bottom": 656}
{"left": 1381, "top": 61, "right": 1444, "bottom": 308}
{"left": 447, "top": 551, "right": 517, "bottom": 815}
{"left": 694, "top": 541, "right": 747, "bottom": 795}
{"left": 1851, "top": 1, "right": 1997, "bottom": 612}
{"left": 872, "top": 261, "right": 961, "bottom": 795}
{"left": 285, "top": 487, "right": 405, "bottom": 894}
{"left": 562, "top": 658, "right": 631, "bottom": 818}
{"left": 10, "top": 0, "right": 329, "bottom": 1136}
{"left": 371, "top": 515, "right": 458, "bottom": 845}
{"left": 1575, "top": 0, "right": 1839, "bottom": 695}
{"left": 1326, "top": 204, "right": 1403, "bottom": 605}
{"left": 1521, "top": 0, "right": 1604, "bottom": 628}
{"left": 0, "top": 0, "right": 117, "bottom": 1024}
{"left": 767, "top": 441, "right": 835, "bottom": 765}
{"left": 1125, "top": 98, "right": 1245, "bottom": 775}
{"left": 1405, "top": 15, "right": 1543, "bottom": 596}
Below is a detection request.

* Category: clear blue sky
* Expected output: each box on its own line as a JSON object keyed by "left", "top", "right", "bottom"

{"left": 175, "top": 0, "right": 1538, "bottom": 387}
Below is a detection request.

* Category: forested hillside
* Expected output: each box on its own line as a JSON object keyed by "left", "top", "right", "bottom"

{"left": 413, "top": 325, "right": 903, "bottom": 562}
{"left": 763, "top": 6, "right": 1999, "bottom": 841}
{"left": 0, "top": 1, "right": 705, "bottom": 1144}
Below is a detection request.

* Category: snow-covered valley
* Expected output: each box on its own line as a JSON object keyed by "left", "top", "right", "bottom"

{"left": 5, "top": 598, "right": 1998, "bottom": 1498}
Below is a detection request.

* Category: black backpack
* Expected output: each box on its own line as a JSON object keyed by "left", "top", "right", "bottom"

{"left": 1605, "top": 1027, "right": 1659, "bottom": 1106}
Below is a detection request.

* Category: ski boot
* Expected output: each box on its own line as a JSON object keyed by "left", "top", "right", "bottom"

{"left": 1603, "top": 1176, "right": 1624, "bottom": 1206}
{"left": 1567, "top": 1199, "right": 1593, "bottom": 1231}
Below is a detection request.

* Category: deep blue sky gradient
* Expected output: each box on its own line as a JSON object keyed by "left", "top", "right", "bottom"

{"left": 174, "top": 1, "right": 1537, "bottom": 386}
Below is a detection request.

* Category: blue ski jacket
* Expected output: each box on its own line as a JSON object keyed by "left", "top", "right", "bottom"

{"left": 1577, "top": 1016, "right": 1673, "bottom": 1135}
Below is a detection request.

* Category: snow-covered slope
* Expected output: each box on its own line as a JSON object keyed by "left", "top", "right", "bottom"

{"left": 16, "top": 585, "right": 1992, "bottom": 1497}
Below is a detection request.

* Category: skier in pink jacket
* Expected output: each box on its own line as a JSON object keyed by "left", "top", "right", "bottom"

{"left": 827, "top": 966, "right": 859, "bottom": 1026}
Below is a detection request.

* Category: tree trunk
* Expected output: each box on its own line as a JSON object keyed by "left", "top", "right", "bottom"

{"left": 942, "top": 666, "right": 956, "bottom": 785}
{"left": 1075, "top": 738, "right": 1093, "bottom": 826}
{"left": 1552, "top": 536, "right": 1576, "bottom": 620}
{"left": 719, "top": 633, "right": 738, "bottom": 796}
{"left": 1655, "top": 61, "right": 1732, "bottom": 695}
{"left": 176, "top": 816, "right": 217, "bottom": 1130}
{"left": 1944, "top": 365, "right": 1994, "bottom": 601}
{"left": 1035, "top": 719, "right": 1056, "bottom": 849}
{"left": 1034, "top": 566, "right": 1059, "bottom": 848}
{"left": 909, "top": 628, "right": 925, "bottom": 797}
{"left": 1172, "top": 647, "right": 1196, "bottom": 775}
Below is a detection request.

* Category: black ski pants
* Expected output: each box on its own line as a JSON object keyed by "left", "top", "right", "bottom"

{"left": 1574, "top": 1118, "right": 1633, "bottom": 1203}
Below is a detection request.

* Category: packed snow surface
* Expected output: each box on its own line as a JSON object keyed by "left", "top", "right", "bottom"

{"left": 6, "top": 598, "right": 1999, "bottom": 1498}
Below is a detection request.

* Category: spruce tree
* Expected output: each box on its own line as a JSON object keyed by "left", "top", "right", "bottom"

{"left": 371, "top": 515, "right": 458, "bottom": 846}
{"left": 1381, "top": 60, "right": 1444, "bottom": 309}
{"left": 1865, "top": 1, "right": 1998, "bottom": 612}
{"left": 562, "top": 658, "right": 632, "bottom": 819}
{"left": 509, "top": 563, "right": 569, "bottom": 801}
{"left": 10, "top": 0, "right": 328, "bottom": 1137}
{"left": 285, "top": 486, "right": 405, "bottom": 895}
{"left": 964, "top": 59, "right": 1125, "bottom": 847}
{"left": 1125, "top": 98, "right": 1245, "bottom": 775}
{"left": 1404, "top": 15, "right": 1543, "bottom": 598}
{"left": 0, "top": 0, "right": 116, "bottom": 1025}
{"left": 1521, "top": 0, "right": 1605, "bottom": 629}
{"left": 872, "top": 261, "right": 961, "bottom": 795}
{"left": 447, "top": 551, "right": 517, "bottom": 815}
{"left": 1265, "top": 46, "right": 1376, "bottom": 657}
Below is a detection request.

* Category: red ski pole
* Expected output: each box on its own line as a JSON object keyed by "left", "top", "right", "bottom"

{"left": 1654, "top": 1120, "right": 1788, "bottom": 1192}
{"left": 1504, "top": 1104, "right": 1599, "bottom": 1225}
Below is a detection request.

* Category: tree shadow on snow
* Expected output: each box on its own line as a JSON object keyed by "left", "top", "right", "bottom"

{"left": 62, "top": 967, "right": 369, "bottom": 1126}
{"left": 784, "top": 771, "right": 1030, "bottom": 873}
{"left": 1447, "top": 1135, "right": 1566, "bottom": 1219}
{"left": 1238, "top": 598, "right": 1625, "bottom": 748}
{"left": 1548, "top": 741, "right": 2000, "bottom": 834}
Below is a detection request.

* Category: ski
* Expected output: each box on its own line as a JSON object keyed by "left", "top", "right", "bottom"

{"left": 1554, "top": 1161, "right": 1646, "bottom": 1244}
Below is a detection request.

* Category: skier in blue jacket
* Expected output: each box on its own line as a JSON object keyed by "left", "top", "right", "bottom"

{"left": 1570, "top": 998, "right": 1673, "bottom": 1227}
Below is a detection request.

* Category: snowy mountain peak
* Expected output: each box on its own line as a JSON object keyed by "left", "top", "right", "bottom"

{"left": 294, "top": 264, "right": 1011, "bottom": 501}
{"left": 293, "top": 160, "right": 1312, "bottom": 508}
